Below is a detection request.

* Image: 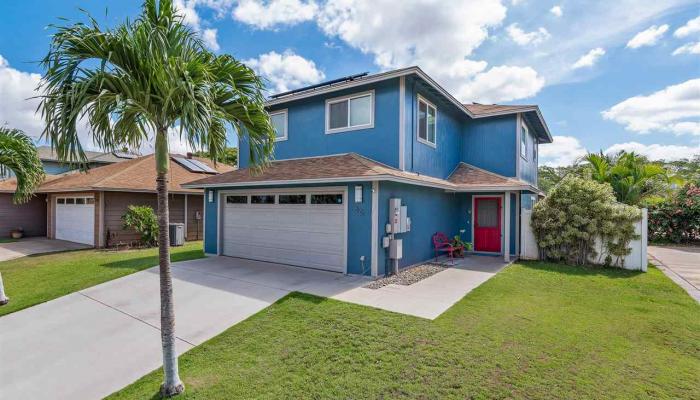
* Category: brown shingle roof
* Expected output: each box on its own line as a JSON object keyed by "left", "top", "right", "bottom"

{"left": 463, "top": 103, "right": 537, "bottom": 116}
{"left": 37, "top": 154, "right": 233, "bottom": 194}
{"left": 0, "top": 175, "right": 63, "bottom": 193}
{"left": 185, "top": 153, "right": 535, "bottom": 192}
{"left": 36, "top": 146, "right": 136, "bottom": 164}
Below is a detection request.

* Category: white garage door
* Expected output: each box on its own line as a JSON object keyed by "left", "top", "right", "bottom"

{"left": 55, "top": 196, "right": 95, "bottom": 245}
{"left": 221, "top": 190, "right": 346, "bottom": 273}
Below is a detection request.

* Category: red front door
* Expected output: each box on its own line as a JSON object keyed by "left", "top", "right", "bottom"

{"left": 474, "top": 197, "right": 501, "bottom": 253}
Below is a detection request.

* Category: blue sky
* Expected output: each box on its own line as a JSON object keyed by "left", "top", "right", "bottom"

{"left": 0, "top": 0, "right": 698, "bottom": 165}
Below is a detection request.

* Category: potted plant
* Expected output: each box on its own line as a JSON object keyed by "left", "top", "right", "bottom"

{"left": 10, "top": 227, "right": 24, "bottom": 239}
{"left": 451, "top": 235, "right": 473, "bottom": 257}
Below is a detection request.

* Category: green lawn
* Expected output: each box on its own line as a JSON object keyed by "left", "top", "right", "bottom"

{"left": 109, "top": 262, "right": 700, "bottom": 399}
{"left": 0, "top": 238, "right": 17, "bottom": 244}
{"left": 0, "top": 242, "right": 204, "bottom": 316}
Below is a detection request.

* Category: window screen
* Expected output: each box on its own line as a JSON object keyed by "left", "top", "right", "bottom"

{"left": 311, "top": 194, "right": 343, "bottom": 204}
{"left": 329, "top": 101, "right": 349, "bottom": 130}
{"left": 226, "top": 195, "right": 248, "bottom": 204}
{"left": 251, "top": 195, "right": 275, "bottom": 204}
{"left": 477, "top": 199, "right": 499, "bottom": 227}
{"left": 279, "top": 194, "right": 306, "bottom": 204}
{"left": 270, "top": 112, "right": 287, "bottom": 139}
{"left": 418, "top": 100, "right": 428, "bottom": 141}
{"left": 521, "top": 126, "right": 528, "bottom": 158}
{"left": 349, "top": 95, "right": 371, "bottom": 126}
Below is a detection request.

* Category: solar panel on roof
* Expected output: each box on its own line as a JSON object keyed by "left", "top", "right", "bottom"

{"left": 172, "top": 157, "right": 217, "bottom": 174}
{"left": 187, "top": 159, "right": 217, "bottom": 173}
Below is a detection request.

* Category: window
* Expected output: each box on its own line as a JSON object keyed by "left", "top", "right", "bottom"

{"left": 57, "top": 198, "right": 65, "bottom": 204}
{"left": 270, "top": 110, "right": 287, "bottom": 141}
{"left": 251, "top": 195, "right": 275, "bottom": 204}
{"left": 279, "top": 194, "right": 307, "bottom": 204}
{"left": 417, "top": 96, "right": 436, "bottom": 146}
{"left": 521, "top": 123, "right": 528, "bottom": 159}
{"left": 226, "top": 195, "right": 248, "bottom": 204}
{"left": 311, "top": 194, "right": 343, "bottom": 204}
{"left": 533, "top": 138, "right": 538, "bottom": 162}
{"left": 326, "top": 91, "right": 374, "bottom": 133}
{"left": 76, "top": 198, "right": 85, "bottom": 205}
{"left": 86, "top": 198, "right": 95, "bottom": 205}
{"left": 65, "top": 198, "right": 75, "bottom": 204}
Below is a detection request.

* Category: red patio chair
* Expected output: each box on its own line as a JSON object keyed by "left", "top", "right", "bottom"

{"left": 432, "top": 232, "right": 462, "bottom": 263}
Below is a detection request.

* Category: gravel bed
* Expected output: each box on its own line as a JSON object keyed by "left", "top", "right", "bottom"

{"left": 364, "top": 263, "right": 447, "bottom": 289}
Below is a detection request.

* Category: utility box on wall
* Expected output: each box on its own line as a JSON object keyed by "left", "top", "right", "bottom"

{"left": 389, "top": 239, "right": 403, "bottom": 259}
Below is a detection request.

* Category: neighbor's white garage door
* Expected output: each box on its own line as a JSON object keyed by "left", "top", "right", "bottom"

{"left": 221, "top": 189, "right": 346, "bottom": 273}
{"left": 55, "top": 196, "right": 95, "bottom": 245}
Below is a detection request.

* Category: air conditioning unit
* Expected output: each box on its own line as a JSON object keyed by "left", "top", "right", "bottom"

{"left": 168, "top": 223, "right": 185, "bottom": 246}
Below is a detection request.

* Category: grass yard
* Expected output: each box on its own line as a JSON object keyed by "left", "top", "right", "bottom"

{"left": 110, "top": 262, "right": 700, "bottom": 399}
{"left": 0, "top": 241, "right": 204, "bottom": 316}
{"left": 0, "top": 238, "right": 17, "bottom": 244}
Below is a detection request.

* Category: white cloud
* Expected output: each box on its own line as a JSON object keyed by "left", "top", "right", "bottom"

{"left": 233, "top": 0, "right": 318, "bottom": 29}
{"left": 0, "top": 54, "right": 43, "bottom": 137}
{"left": 572, "top": 47, "right": 605, "bottom": 69}
{"left": 626, "top": 24, "right": 669, "bottom": 48}
{"left": 456, "top": 65, "right": 545, "bottom": 103}
{"left": 674, "top": 15, "right": 700, "bottom": 38}
{"left": 602, "top": 78, "right": 700, "bottom": 136}
{"left": 539, "top": 135, "right": 588, "bottom": 166}
{"left": 244, "top": 50, "right": 325, "bottom": 93}
{"left": 550, "top": 5, "right": 563, "bottom": 17}
{"left": 605, "top": 142, "right": 700, "bottom": 161}
{"left": 672, "top": 41, "right": 700, "bottom": 55}
{"left": 315, "top": 0, "right": 543, "bottom": 102}
{"left": 173, "top": 0, "right": 223, "bottom": 50}
{"left": 506, "top": 23, "right": 551, "bottom": 45}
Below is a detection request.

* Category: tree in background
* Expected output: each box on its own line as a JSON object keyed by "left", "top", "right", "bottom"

{"left": 538, "top": 164, "right": 585, "bottom": 194}
{"left": 194, "top": 147, "right": 237, "bottom": 167}
{"left": 38, "top": 0, "right": 274, "bottom": 395}
{"left": 648, "top": 183, "right": 700, "bottom": 243}
{"left": 0, "top": 127, "right": 45, "bottom": 204}
{"left": 582, "top": 151, "right": 680, "bottom": 206}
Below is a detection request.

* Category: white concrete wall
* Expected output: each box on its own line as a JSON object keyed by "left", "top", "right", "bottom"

{"left": 520, "top": 208, "right": 648, "bottom": 271}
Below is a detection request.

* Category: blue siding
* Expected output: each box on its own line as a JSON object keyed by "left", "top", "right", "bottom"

{"left": 462, "top": 115, "right": 517, "bottom": 177}
{"left": 518, "top": 119, "right": 539, "bottom": 185}
{"left": 204, "top": 189, "right": 219, "bottom": 254}
{"left": 377, "top": 181, "right": 461, "bottom": 274}
{"left": 404, "top": 76, "right": 463, "bottom": 179}
{"left": 456, "top": 192, "right": 517, "bottom": 256}
{"left": 239, "top": 79, "right": 400, "bottom": 169}
{"left": 201, "top": 183, "right": 373, "bottom": 275}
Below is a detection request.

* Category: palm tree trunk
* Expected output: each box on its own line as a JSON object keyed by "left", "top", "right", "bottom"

{"left": 155, "top": 129, "right": 184, "bottom": 397}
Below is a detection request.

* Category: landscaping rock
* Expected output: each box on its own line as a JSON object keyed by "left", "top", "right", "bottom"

{"left": 365, "top": 263, "right": 446, "bottom": 289}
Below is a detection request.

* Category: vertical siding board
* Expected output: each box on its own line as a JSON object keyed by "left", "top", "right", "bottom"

{"left": 0, "top": 193, "right": 47, "bottom": 238}
{"left": 462, "top": 115, "right": 517, "bottom": 177}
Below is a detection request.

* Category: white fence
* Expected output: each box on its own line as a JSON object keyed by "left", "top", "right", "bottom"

{"left": 520, "top": 208, "right": 648, "bottom": 271}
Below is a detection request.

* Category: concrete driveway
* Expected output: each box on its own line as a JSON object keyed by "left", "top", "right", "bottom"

{"left": 0, "top": 237, "right": 90, "bottom": 262}
{"left": 0, "top": 255, "right": 506, "bottom": 399}
{"left": 648, "top": 245, "right": 700, "bottom": 302}
{"left": 0, "top": 257, "right": 370, "bottom": 400}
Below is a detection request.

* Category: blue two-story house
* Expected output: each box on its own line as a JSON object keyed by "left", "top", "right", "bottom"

{"left": 185, "top": 66, "right": 552, "bottom": 277}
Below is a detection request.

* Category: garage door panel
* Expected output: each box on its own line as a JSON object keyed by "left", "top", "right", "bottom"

{"left": 56, "top": 203, "right": 94, "bottom": 245}
{"left": 221, "top": 191, "right": 346, "bottom": 272}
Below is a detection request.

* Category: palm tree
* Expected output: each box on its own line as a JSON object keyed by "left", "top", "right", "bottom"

{"left": 38, "top": 0, "right": 274, "bottom": 395}
{"left": 0, "top": 127, "right": 45, "bottom": 204}
{"left": 583, "top": 151, "right": 674, "bottom": 205}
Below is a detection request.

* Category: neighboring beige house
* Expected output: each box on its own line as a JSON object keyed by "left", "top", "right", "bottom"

{"left": 1, "top": 153, "right": 232, "bottom": 246}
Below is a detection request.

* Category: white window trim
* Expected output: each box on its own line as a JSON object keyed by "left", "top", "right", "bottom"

{"left": 416, "top": 94, "right": 437, "bottom": 148}
{"left": 325, "top": 90, "right": 375, "bottom": 134}
{"left": 520, "top": 122, "right": 529, "bottom": 160}
{"left": 270, "top": 109, "right": 288, "bottom": 142}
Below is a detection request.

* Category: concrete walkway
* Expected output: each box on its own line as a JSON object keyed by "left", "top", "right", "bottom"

{"left": 0, "top": 255, "right": 506, "bottom": 399}
{"left": 648, "top": 246, "right": 700, "bottom": 303}
{"left": 0, "top": 237, "right": 90, "bottom": 262}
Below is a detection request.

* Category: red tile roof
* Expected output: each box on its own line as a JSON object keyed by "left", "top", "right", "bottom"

{"left": 185, "top": 153, "right": 536, "bottom": 192}
{"left": 36, "top": 154, "right": 233, "bottom": 194}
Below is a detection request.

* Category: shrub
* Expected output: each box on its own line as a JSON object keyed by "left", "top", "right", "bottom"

{"left": 531, "top": 176, "right": 641, "bottom": 267}
{"left": 648, "top": 184, "right": 700, "bottom": 243}
{"left": 122, "top": 205, "right": 158, "bottom": 247}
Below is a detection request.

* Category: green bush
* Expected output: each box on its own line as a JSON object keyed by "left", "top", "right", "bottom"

{"left": 648, "top": 183, "right": 700, "bottom": 243}
{"left": 531, "top": 176, "right": 641, "bottom": 267}
{"left": 122, "top": 205, "right": 159, "bottom": 247}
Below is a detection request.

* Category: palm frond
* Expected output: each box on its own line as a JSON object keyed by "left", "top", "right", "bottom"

{"left": 0, "top": 128, "right": 46, "bottom": 204}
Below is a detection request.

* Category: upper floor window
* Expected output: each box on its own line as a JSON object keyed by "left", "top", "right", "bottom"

{"left": 417, "top": 96, "right": 436, "bottom": 147}
{"left": 325, "top": 90, "right": 374, "bottom": 134}
{"left": 533, "top": 138, "right": 538, "bottom": 163}
{"left": 270, "top": 110, "right": 288, "bottom": 141}
{"left": 520, "top": 123, "right": 528, "bottom": 160}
